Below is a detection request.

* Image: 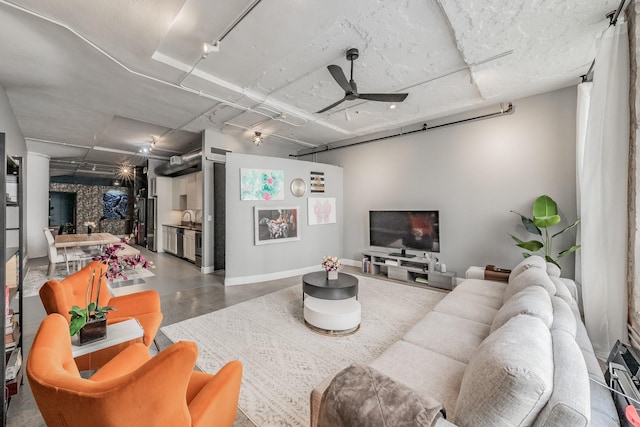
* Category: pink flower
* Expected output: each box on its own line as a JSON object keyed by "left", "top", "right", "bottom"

{"left": 267, "top": 177, "right": 274, "bottom": 184}
{"left": 263, "top": 192, "right": 271, "bottom": 200}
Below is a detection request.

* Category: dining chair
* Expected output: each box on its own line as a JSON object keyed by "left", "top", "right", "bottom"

{"left": 28, "top": 313, "right": 243, "bottom": 427}
{"left": 43, "top": 228, "right": 86, "bottom": 274}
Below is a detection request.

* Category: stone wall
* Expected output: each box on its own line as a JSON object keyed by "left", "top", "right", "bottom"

{"left": 627, "top": 0, "right": 640, "bottom": 348}
{"left": 49, "top": 182, "right": 134, "bottom": 237}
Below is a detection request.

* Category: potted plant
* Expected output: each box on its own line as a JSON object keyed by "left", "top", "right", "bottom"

{"left": 68, "top": 239, "right": 152, "bottom": 343}
{"left": 68, "top": 266, "right": 115, "bottom": 344}
{"left": 510, "top": 195, "right": 581, "bottom": 268}
{"left": 322, "top": 256, "right": 342, "bottom": 280}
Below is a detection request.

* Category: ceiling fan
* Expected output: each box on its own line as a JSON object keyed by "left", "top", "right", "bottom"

{"left": 316, "top": 48, "right": 409, "bottom": 114}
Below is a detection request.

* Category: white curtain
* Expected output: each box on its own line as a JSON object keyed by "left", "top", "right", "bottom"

{"left": 577, "top": 22, "right": 630, "bottom": 359}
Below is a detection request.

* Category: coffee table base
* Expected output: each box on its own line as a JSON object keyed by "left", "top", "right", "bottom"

{"left": 304, "top": 320, "right": 360, "bottom": 336}
{"left": 303, "top": 296, "right": 361, "bottom": 336}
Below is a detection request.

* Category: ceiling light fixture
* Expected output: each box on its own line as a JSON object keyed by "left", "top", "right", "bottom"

{"left": 202, "top": 41, "right": 220, "bottom": 58}
{"left": 389, "top": 103, "right": 397, "bottom": 110}
{"left": 253, "top": 131, "right": 264, "bottom": 146}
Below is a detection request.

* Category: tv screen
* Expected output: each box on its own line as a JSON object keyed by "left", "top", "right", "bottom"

{"left": 369, "top": 210, "right": 440, "bottom": 253}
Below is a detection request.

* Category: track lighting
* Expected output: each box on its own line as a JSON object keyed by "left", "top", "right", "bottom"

{"left": 253, "top": 131, "right": 264, "bottom": 146}
{"left": 202, "top": 41, "right": 220, "bottom": 57}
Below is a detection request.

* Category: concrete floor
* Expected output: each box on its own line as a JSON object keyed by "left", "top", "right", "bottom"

{"left": 7, "top": 246, "right": 303, "bottom": 427}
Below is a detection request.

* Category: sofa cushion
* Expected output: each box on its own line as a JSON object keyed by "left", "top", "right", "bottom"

{"left": 433, "top": 294, "right": 499, "bottom": 325}
{"left": 532, "top": 329, "right": 590, "bottom": 427}
{"left": 453, "top": 315, "right": 553, "bottom": 427}
{"left": 317, "top": 364, "right": 445, "bottom": 427}
{"left": 370, "top": 340, "right": 467, "bottom": 416}
{"left": 509, "top": 255, "right": 547, "bottom": 283}
{"left": 504, "top": 267, "right": 556, "bottom": 302}
{"left": 453, "top": 279, "right": 507, "bottom": 300}
{"left": 550, "top": 296, "right": 577, "bottom": 337}
{"left": 490, "top": 286, "right": 553, "bottom": 333}
{"left": 404, "top": 311, "right": 490, "bottom": 364}
{"left": 550, "top": 277, "right": 573, "bottom": 305}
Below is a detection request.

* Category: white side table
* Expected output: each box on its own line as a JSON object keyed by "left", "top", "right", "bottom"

{"left": 71, "top": 318, "right": 144, "bottom": 358}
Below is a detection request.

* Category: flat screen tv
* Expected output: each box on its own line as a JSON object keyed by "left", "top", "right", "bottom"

{"left": 369, "top": 210, "right": 440, "bottom": 256}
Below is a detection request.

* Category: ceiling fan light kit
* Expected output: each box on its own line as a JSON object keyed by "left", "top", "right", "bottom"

{"left": 253, "top": 131, "right": 264, "bottom": 146}
{"left": 316, "top": 48, "right": 409, "bottom": 114}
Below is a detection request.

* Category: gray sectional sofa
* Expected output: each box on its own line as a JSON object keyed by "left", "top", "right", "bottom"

{"left": 310, "top": 255, "right": 620, "bottom": 426}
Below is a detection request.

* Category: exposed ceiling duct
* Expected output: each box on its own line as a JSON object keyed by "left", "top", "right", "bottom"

{"left": 154, "top": 150, "right": 202, "bottom": 176}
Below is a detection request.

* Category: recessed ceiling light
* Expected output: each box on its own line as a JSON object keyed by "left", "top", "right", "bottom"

{"left": 389, "top": 103, "right": 397, "bottom": 110}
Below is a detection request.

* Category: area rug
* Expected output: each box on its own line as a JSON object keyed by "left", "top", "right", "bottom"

{"left": 161, "top": 275, "right": 445, "bottom": 427}
{"left": 23, "top": 264, "right": 156, "bottom": 298}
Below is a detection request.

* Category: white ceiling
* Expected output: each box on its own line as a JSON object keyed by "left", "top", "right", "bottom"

{"left": 0, "top": 0, "right": 619, "bottom": 176}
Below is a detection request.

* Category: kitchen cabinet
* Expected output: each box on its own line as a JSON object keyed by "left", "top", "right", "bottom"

{"left": 162, "top": 225, "right": 178, "bottom": 254}
{"left": 184, "top": 229, "right": 196, "bottom": 262}
{"left": 185, "top": 172, "right": 203, "bottom": 210}
{"left": 171, "top": 176, "right": 186, "bottom": 210}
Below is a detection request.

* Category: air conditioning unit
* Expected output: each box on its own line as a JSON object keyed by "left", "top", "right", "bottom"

{"left": 169, "top": 156, "right": 183, "bottom": 166}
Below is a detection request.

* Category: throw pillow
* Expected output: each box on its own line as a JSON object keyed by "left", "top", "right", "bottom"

{"left": 490, "top": 286, "right": 553, "bottom": 333}
{"left": 504, "top": 267, "right": 556, "bottom": 302}
{"left": 454, "top": 315, "right": 553, "bottom": 427}
{"left": 508, "top": 255, "right": 546, "bottom": 283}
{"left": 317, "top": 364, "right": 445, "bottom": 427}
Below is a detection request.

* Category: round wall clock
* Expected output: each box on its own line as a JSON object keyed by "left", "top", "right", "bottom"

{"left": 290, "top": 178, "right": 306, "bottom": 197}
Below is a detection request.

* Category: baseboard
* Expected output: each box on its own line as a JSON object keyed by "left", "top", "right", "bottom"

{"left": 224, "top": 265, "right": 321, "bottom": 286}
{"left": 341, "top": 258, "right": 362, "bottom": 268}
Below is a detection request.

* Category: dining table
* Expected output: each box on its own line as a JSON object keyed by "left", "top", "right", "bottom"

{"left": 54, "top": 233, "right": 121, "bottom": 272}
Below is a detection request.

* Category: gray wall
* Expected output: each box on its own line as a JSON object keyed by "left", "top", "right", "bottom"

{"left": 307, "top": 87, "right": 579, "bottom": 278}
{"left": 225, "top": 153, "right": 343, "bottom": 284}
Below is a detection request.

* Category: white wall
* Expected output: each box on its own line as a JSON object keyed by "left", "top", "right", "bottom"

{"left": 0, "top": 85, "right": 27, "bottom": 255}
{"left": 25, "top": 152, "right": 49, "bottom": 258}
{"left": 307, "top": 87, "right": 579, "bottom": 278}
{"left": 225, "top": 153, "right": 343, "bottom": 285}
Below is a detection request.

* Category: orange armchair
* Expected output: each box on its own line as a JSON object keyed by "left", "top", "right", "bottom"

{"left": 39, "top": 260, "right": 163, "bottom": 370}
{"left": 27, "top": 313, "right": 243, "bottom": 427}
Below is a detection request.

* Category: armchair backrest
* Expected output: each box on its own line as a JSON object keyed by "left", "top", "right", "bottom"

{"left": 39, "top": 260, "right": 111, "bottom": 322}
{"left": 43, "top": 227, "right": 58, "bottom": 262}
{"left": 27, "top": 314, "right": 197, "bottom": 427}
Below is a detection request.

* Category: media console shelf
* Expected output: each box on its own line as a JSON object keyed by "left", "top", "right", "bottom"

{"left": 362, "top": 251, "right": 456, "bottom": 291}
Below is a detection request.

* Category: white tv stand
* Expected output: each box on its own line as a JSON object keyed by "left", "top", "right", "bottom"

{"left": 362, "top": 251, "right": 456, "bottom": 290}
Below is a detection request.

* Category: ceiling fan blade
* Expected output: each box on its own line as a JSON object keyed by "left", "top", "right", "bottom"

{"left": 327, "top": 65, "right": 352, "bottom": 93}
{"left": 357, "top": 93, "right": 409, "bottom": 102}
{"left": 316, "top": 96, "right": 348, "bottom": 114}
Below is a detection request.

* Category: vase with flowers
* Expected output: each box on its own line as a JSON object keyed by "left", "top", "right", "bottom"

{"left": 322, "top": 256, "right": 342, "bottom": 280}
{"left": 84, "top": 221, "right": 96, "bottom": 235}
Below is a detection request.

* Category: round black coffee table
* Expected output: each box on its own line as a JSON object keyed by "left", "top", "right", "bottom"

{"left": 302, "top": 271, "right": 360, "bottom": 335}
{"left": 302, "top": 271, "right": 359, "bottom": 301}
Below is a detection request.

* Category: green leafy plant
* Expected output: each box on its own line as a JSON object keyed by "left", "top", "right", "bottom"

{"left": 510, "top": 195, "right": 581, "bottom": 268}
{"left": 68, "top": 267, "right": 116, "bottom": 336}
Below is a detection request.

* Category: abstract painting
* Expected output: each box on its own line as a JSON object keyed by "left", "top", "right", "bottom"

{"left": 103, "top": 190, "right": 128, "bottom": 220}
{"left": 308, "top": 198, "right": 336, "bottom": 225}
{"left": 254, "top": 207, "right": 300, "bottom": 245}
{"left": 310, "top": 171, "right": 325, "bottom": 193}
{"left": 241, "top": 169, "right": 284, "bottom": 200}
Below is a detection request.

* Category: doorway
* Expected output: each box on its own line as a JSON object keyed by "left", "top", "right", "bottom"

{"left": 49, "top": 192, "right": 77, "bottom": 231}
